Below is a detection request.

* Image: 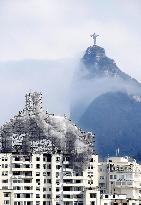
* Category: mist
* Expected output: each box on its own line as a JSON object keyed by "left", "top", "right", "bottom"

{"left": 0, "top": 52, "right": 141, "bottom": 128}
{"left": 70, "top": 62, "right": 141, "bottom": 121}
{"left": 0, "top": 58, "right": 79, "bottom": 125}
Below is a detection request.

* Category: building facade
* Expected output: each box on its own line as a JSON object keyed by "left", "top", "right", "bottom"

{"left": 0, "top": 152, "right": 99, "bottom": 205}
{"left": 99, "top": 156, "right": 141, "bottom": 202}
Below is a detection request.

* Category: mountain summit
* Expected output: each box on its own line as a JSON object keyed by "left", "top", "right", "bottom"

{"left": 71, "top": 44, "right": 141, "bottom": 160}
{"left": 82, "top": 45, "right": 136, "bottom": 81}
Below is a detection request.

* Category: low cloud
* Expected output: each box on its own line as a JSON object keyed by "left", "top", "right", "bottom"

{"left": 0, "top": 58, "right": 78, "bottom": 125}
{"left": 71, "top": 62, "right": 141, "bottom": 121}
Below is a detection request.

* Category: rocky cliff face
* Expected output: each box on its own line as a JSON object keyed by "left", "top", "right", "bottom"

{"left": 82, "top": 45, "right": 136, "bottom": 81}
{"left": 71, "top": 45, "right": 141, "bottom": 160}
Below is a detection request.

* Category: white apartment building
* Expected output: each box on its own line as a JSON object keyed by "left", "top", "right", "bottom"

{"left": 99, "top": 156, "right": 141, "bottom": 202}
{"left": 0, "top": 152, "right": 99, "bottom": 205}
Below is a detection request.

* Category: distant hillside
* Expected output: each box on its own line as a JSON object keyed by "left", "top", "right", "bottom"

{"left": 71, "top": 45, "right": 141, "bottom": 159}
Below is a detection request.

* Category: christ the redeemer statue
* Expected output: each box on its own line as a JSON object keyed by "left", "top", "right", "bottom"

{"left": 90, "top": 33, "right": 99, "bottom": 46}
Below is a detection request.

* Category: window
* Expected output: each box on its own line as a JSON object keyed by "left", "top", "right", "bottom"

{"left": 56, "top": 179, "right": 60, "bottom": 185}
{"left": 90, "top": 193, "right": 96, "bottom": 198}
{"left": 74, "top": 194, "right": 83, "bottom": 199}
{"left": 90, "top": 202, "right": 95, "bottom": 205}
{"left": 24, "top": 186, "right": 32, "bottom": 190}
{"left": 2, "top": 164, "right": 8, "bottom": 168}
{"left": 25, "top": 171, "right": 32, "bottom": 177}
{"left": 100, "top": 176, "right": 104, "bottom": 180}
{"left": 47, "top": 172, "right": 51, "bottom": 176}
{"left": 43, "top": 164, "right": 46, "bottom": 169}
{"left": 25, "top": 194, "right": 30, "bottom": 198}
{"left": 2, "top": 186, "right": 8, "bottom": 190}
{"left": 56, "top": 187, "right": 60, "bottom": 192}
{"left": 14, "top": 157, "right": 20, "bottom": 161}
{"left": 36, "top": 187, "right": 40, "bottom": 191}
{"left": 16, "top": 194, "right": 21, "bottom": 198}
{"left": 36, "top": 172, "right": 40, "bottom": 176}
{"left": 88, "top": 180, "right": 93, "bottom": 185}
{"left": 36, "top": 164, "right": 40, "bottom": 169}
{"left": 47, "top": 155, "right": 51, "bottom": 162}
{"left": 25, "top": 164, "right": 31, "bottom": 168}
{"left": 47, "top": 194, "right": 51, "bottom": 199}
{"left": 47, "top": 164, "right": 51, "bottom": 169}
{"left": 14, "top": 164, "right": 20, "bottom": 168}
{"left": 24, "top": 179, "right": 31, "bottom": 183}
{"left": 74, "top": 187, "right": 82, "bottom": 191}
{"left": 2, "top": 157, "right": 8, "bottom": 161}
{"left": 56, "top": 172, "right": 59, "bottom": 177}
{"left": 76, "top": 172, "right": 83, "bottom": 176}
{"left": 13, "top": 171, "right": 21, "bottom": 176}
{"left": 36, "top": 194, "right": 40, "bottom": 198}
{"left": 2, "top": 171, "right": 8, "bottom": 176}
{"left": 4, "top": 200, "right": 9, "bottom": 205}
{"left": 63, "top": 187, "right": 71, "bottom": 191}
{"left": 63, "top": 195, "right": 70, "bottom": 198}
{"left": 76, "top": 180, "right": 81, "bottom": 183}
{"left": 2, "top": 180, "right": 8, "bottom": 183}
{"left": 27, "top": 202, "right": 32, "bottom": 205}
{"left": 110, "top": 175, "right": 113, "bottom": 179}
{"left": 56, "top": 157, "right": 60, "bottom": 162}
{"left": 63, "top": 179, "right": 72, "bottom": 183}
{"left": 43, "top": 187, "right": 46, "bottom": 191}
{"left": 56, "top": 165, "right": 60, "bottom": 169}
{"left": 24, "top": 156, "right": 30, "bottom": 161}
{"left": 36, "top": 157, "right": 40, "bottom": 161}
{"left": 43, "top": 172, "right": 46, "bottom": 176}
{"left": 47, "top": 179, "right": 51, "bottom": 184}
{"left": 36, "top": 179, "right": 40, "bottom": 184}
{"left": 4, "top": 193, "right": 9, "bottom": 197}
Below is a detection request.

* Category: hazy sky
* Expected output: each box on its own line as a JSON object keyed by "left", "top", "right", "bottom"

{"left": 0, "top": 0, "right": 141, "bottom": 124}
{"left": 0, "top": 0, "right": 141, "bottom": 76}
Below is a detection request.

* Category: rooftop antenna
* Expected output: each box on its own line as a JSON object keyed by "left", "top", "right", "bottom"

{"left": 116, "top": 148, "right": 120, "bottom": 156}
{"left": 90, "top": 32, "right": 99, "bottom": 46}
{"left": 117, "top": 147, "right": 120, "bottom": 156}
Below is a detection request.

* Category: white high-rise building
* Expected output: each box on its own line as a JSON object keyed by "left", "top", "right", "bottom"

{"left": 99, "top": 156, "right": 141, "bottom": 201}
{"left": 0, "top": 152, "right": 99, "bottom": 205}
